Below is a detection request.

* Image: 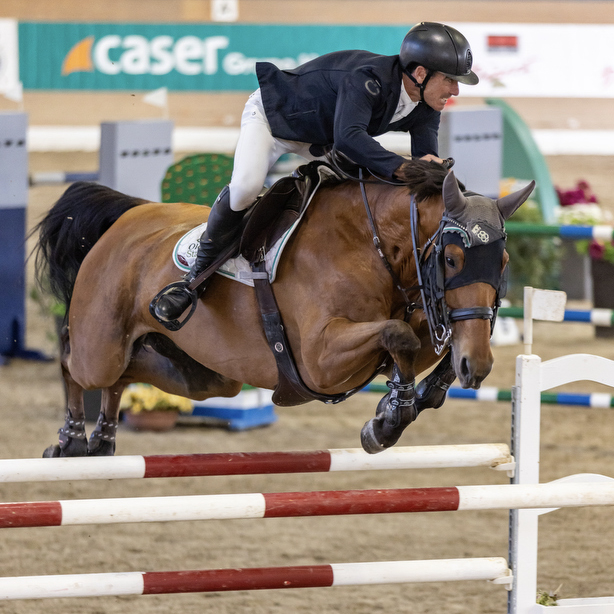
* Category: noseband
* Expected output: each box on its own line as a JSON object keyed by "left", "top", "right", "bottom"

{"left": 410, "top": 198, "right": 508, "bottom": 355}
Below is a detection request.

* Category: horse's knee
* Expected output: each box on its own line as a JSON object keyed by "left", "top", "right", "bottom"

{"left": 380, "top": 320, "right": 421, "bottom": 376}
{"left": 380, "top": 320, "right": 421, "bottom": 354}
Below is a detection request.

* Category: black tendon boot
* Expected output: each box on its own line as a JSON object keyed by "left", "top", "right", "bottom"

{"left": 414, "top": 352, "right": 456, "bottom": 412}
{"left": 360, "top": 365, "right": 418, "bottom": 454}
{"left": 152, "top": 186, "right": 245, "bottom": 325}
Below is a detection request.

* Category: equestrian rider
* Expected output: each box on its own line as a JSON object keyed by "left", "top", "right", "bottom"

{"left": 153, "top": 21, "right": 479, "bottom": 323}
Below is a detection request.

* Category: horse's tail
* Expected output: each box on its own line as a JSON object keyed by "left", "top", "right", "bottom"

{"left": 32, "top": 181, "right": 148, "bottom": 309}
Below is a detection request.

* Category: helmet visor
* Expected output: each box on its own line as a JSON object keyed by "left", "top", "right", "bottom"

{"left": 442, "top": 70, "right": 479, "bottom": 86}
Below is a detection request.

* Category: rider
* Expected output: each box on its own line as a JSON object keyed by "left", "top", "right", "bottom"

{"left": 153, "top": 21, "right": 479, "bottom": 323}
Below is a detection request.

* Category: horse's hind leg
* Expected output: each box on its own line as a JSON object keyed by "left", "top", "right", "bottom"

{"left": 43, "top": 364, "right": 88, "bottom": 458}
{"left": 87, "top": 383, "right": 123, "bottom": 456}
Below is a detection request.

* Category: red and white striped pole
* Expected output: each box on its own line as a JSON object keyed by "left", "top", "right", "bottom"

{"left": 0, "top": 444, "right": 513, "bottom": 483}
{"left": 2, "top": 482, "right": 614, "bottom": 529}
{"left": 0, "top": 557, "right": 511, "bottom": 600}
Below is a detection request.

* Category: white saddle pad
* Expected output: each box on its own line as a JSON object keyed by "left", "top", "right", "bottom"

{"left": 172, "top": 165, "right": 340, "bottom": 287}
{"left": 173, "top": 221, "right": 293, "bottom": 287}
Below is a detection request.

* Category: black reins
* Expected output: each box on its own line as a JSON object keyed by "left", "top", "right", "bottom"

{"left": 358, "top": 168, "right": 416, "bottom": 309}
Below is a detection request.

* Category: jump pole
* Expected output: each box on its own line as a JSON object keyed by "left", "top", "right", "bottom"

{"left": 0, "top": 557, "right": 512, "bottom": 600}
{"left": 0, "top": 443, "right": 514, "bottom": 483}
{"left": 2, "top": 481, "right": 614, "bottom": 529}
{"left": 363, "top": 383, "right": 614, "bottom": 409}
{"left": 505, "top": 222, "right": 614, "bottom": 241}
{"left": 499, "top": 307, "right": 614, "bottom": 327}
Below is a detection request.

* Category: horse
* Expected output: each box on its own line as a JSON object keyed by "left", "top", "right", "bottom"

{"left": 32, "top": 159, "right": 534, "bottom": 458}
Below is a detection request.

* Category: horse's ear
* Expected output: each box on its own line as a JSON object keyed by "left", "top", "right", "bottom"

{"left": 497, "top": 180, "right": 536, "bottom": 221}
{"left": 442, "top": 170, "right": 466, "bottom": 215}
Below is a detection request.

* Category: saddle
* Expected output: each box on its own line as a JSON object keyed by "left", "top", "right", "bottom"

{"left": 240, "top": 162, "right": 318, "bottom": 261}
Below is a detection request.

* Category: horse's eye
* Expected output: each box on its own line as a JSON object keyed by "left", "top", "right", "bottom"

{"left": 445, "top": 256, "right": 456, "bottom": 267}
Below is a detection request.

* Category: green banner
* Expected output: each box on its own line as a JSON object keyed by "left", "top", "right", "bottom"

{"left": 19, "top": 22, "right": 410, "bottom": 91}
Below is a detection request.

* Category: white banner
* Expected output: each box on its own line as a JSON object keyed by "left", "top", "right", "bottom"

{"left": 0, "top": 19, "right": 19, "bottom": 96}
{"left": 451, "top": 23, "right": 614, "bottom": 98}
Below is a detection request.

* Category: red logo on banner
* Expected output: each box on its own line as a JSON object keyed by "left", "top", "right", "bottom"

{"left": 487, "top": 35, "right": 518, "bottom": 52}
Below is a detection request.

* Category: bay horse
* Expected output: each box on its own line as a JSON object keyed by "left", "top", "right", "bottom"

{"left": 33, "top": 160, "right": 533, "bottom": 457}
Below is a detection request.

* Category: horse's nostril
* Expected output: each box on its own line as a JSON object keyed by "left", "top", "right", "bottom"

{"left": 460, "top": 356, "right": 470, "bottom": 380}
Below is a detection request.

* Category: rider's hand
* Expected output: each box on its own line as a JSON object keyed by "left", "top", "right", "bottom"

{"left": 420, "top": 155, "right": 455, "bottom": 170}
{"left": 420, "top": 154, "right": 445, "bottom": 164}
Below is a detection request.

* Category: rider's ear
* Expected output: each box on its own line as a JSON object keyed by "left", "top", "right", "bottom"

{"left": 413, "top": 65, "right": 428, "bottom": 84}
{"left": 497, "top": 181, "right": 536, "bottom": 221}
{"left": 442, "top": 170, "right": 465, "bottom": 216}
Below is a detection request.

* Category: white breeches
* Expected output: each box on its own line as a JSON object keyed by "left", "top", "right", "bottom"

{"left": 227, "top": 89, "right": 322, "bottom": 212}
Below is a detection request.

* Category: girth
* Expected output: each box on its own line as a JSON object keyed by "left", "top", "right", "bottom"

{"left": 250, "top": 257, "right": 389, "bottom": 407}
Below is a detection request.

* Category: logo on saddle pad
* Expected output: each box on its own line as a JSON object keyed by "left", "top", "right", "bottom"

{"left": 173, "top": 221, "right": 296, "bottom": 287}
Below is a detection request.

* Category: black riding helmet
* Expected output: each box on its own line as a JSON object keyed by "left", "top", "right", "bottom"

{"left": 400, "top": 22, "right": 479, "bottom": 102}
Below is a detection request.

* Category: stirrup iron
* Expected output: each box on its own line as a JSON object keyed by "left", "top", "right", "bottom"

{"left": 149, "top": 281, "right": 199, "bottom": 332}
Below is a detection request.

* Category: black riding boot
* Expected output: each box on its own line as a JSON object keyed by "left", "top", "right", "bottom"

{"left": 153, "top": 186, "right": 245, "bottom": 323}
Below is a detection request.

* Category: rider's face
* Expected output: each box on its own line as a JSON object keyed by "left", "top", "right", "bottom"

{"left": 422, "top": 72, "right": 460, "bottom": 111}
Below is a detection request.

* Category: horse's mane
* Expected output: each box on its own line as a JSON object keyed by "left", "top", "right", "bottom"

{"left": 319, "top": 158, "right": 450, "bottom": 202}
{"left": 393, "top": 159, "right": 449, "bottom": 201}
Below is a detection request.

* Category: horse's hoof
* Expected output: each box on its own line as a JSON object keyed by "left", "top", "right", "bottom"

{"left": 58, "top": 437, "right": 88, "bottom": 457}
{"left": 360, "top": 419, "right": 386, "bottom": 454}
{"left": 87, "top": 440, "right": 116, "bottom": 456}
{"left": 43, "top": 445, "right": 61, "bottom": 458}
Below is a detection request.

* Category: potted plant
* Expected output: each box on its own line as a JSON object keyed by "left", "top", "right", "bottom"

{"left": 120, "top": 383, "right": 193, "bottom": 432}
{"left": 555, "top": 181, "right": 607, "bottom": 301}
{"left": 578, "top": 237, "right": 614, "bottom": 339}
{"left": 556, "top": 180, "right": 614, "bottom": 338}
{"left": 504, "top": 182, "right": 561, "bottom": 304}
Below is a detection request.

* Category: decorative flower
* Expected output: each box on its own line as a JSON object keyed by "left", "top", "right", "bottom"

{"left": 556, "top": 180, "right": 598, "bottom": 207}
{"left": 555, "top": 180, "right": 614, "bottom": 264}
{"left": 120, "top": 384, "right": 193, "bottom": 414}
{"left": 585, "top": 238, "right": 614, "bottom": 264}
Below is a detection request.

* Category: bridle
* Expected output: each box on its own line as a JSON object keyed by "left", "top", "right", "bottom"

{"left": 410, "top": 202, "right": 507, "bottom": 355}
{"left": 336, "top": 160, "right": 508, "bottom": 357}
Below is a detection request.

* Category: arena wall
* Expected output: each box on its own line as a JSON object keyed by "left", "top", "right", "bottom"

{"left": 1, "top": 1, "right": 613, "bottom": 131}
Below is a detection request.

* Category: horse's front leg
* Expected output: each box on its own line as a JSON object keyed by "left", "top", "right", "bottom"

{"left": 308, "top": 318, "right": 423, "bottom": 454}
{"left": 87, "top": 383, "right": 124, "bottom": 456}
{"left": 362, "top": 350, "right": 458, "bottom": 454}
{"left": 358, "top": 319, "right": 425, "bottom": 454}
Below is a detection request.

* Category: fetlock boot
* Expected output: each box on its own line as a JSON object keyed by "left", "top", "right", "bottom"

{"left": 152, "top": 186, "right": 245, "bottom": 323}
{"left": 360, "top": 365, "right": 418, "bottom": 454}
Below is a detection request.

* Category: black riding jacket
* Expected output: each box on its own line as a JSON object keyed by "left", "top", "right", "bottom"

{"left": 256, "top": 50, "right": 441, "bottom": 178}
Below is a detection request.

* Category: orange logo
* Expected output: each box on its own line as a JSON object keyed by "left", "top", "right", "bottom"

{"left": 61, "top": 36, "right": 94, "bottom": 75}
